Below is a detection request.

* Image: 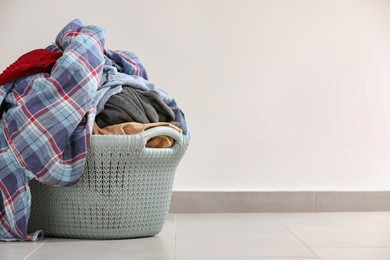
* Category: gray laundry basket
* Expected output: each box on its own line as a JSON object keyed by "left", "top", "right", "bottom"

{"left": 28, "top": 126, "right": 189, "bottom": 239}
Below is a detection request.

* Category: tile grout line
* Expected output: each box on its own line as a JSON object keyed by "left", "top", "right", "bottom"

{"left": 271, "top": 214, "right": 322, "bottom": 260}
{"left": 286, "top": 226, "right": 322, "bottom": 260}
{"left": 174, "top": 214, "right": 177, "bottom": 260}
{"left": 22, "top": 239, "right": 48, "bottom": 260}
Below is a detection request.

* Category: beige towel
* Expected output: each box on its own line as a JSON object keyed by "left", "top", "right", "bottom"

{"left": 93, "top": 122, "right": 183, "bottom": 148}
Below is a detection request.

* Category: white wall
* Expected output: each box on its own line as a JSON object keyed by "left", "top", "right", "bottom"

{"left": 1, "top": 0, "right": 390, "bottom": 191}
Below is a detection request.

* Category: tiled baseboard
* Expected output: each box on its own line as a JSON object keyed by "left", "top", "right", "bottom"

{"left": 169, "top": 191, "right": 390, "bottom": 213}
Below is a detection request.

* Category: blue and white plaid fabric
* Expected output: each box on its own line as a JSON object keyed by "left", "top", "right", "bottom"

{"left": 0, "top": 19, "right": 105, "bottom": 241}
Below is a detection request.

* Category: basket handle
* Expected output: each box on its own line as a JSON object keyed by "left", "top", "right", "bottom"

{"left": 140, "top": 126, "right": 184, "bottom": 147}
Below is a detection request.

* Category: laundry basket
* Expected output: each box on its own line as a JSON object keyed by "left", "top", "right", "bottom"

{"left": 28, "top": 126, "right": 189, "bottom": 239}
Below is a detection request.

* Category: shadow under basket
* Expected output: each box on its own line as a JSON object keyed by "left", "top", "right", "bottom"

{"left": 28, "top": 126, "right": 189, "bottom": 239}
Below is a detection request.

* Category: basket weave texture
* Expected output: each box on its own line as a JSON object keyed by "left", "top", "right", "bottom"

{"left": 28, "top": 127, "right": 189, "bottom": 239}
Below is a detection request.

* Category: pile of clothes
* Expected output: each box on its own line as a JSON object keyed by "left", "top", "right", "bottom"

{"left": 0, "top": 19, "right": 189, "bottom": 242}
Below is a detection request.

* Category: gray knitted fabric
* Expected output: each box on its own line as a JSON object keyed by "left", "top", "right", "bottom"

{"left": 95, "top": 86, "right": 175, "bottom": 128}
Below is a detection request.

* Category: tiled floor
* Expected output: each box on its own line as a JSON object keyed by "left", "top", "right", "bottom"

{"left": 2, "top": 212, "right": 390, "bottom": 259}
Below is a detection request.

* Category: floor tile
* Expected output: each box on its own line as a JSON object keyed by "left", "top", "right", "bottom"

{"left": 273, "top": 212, "right": 389, "bottom": 227}
{"left": 27, "top": 237, "right": 173, "bottom": 260}
{"left": 176, "top": 213, "right": 283, "bottom": 234}
{"left": 0, "top": 239, "right": 47, "bottom": 260}
{"left": 175, "top": 233, "right": 317, "bottom": 258}
{"left": 175, "top": 213, "right": 316, "bottom": 257}
{"left": 273, "top": 213, "right": 390, "bottom": 247}
{"left": 4, "top": 212, "right": 390, "bottom": 259}
{"left": 26, "top": 214, "right": 176, "bottom": 260}
{"left": 287, "top": 225, "right": 390, "bottom": 247}
{"left": 312, "top": 247, "right": 390, "bottom": 260}
{"left": 368, "top": 212, "right": 390, "bottom": 226}
{"left": 176, "top": 257, "right": 319, "bottom": 260}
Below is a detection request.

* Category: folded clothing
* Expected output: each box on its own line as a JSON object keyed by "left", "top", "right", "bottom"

{"left": 93, "top": 122, "right": 182, "bottom": 148}
{"left": 95, "top": 86, "right": 175, "bottom": 128}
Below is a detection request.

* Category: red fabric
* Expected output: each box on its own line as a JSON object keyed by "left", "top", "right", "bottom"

{"left": 0, "top": 49, "right": 63, "bottom": 86}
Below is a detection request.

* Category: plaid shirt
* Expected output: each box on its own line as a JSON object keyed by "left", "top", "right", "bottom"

{"left": 0, "top": 19, "right": 105, "bottom": 241}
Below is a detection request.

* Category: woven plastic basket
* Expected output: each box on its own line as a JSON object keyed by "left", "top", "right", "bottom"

{"left": 28, "top": 126, "right": 189, "bottom": 239}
